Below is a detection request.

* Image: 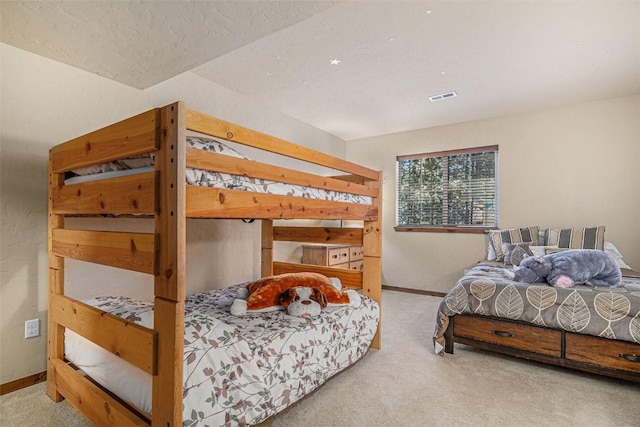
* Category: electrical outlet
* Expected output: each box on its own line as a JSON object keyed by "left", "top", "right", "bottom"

{"left": 25, "top": 319, "right": 40, "bottom": 338}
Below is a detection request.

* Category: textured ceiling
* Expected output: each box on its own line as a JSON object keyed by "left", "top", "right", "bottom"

{"left": 2, "top": 1, "right": 639, "bottom": 140}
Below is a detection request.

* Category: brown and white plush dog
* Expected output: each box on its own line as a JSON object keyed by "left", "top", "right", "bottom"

{"left": 279, "top": 287, "right": 327, "bottom": 318}
{"left": 229, "top": 272, "right": 361, "bottom": 316}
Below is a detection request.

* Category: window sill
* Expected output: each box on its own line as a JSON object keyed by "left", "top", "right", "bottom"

{"left": 394, "top": 226, "right": 492, "bottom": 234}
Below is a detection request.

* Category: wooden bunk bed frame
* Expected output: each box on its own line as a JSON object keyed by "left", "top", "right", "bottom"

{"left": 47, "top": 102, "right": 382, "bottom": 426}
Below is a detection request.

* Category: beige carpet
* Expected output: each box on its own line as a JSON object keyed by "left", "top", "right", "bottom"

{"left": 2, "top": 290, "right": 639, "bottom": 426}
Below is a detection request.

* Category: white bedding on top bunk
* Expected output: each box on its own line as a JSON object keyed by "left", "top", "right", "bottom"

{"left": 65, "top": 136, "right": 372, "bottom": 205}
{"left": 65, "top": 284, "right": 379, "bottom": 426}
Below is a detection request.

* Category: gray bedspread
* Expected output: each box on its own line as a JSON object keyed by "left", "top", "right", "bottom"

{"left": 434, "top": 263, "right": 640, "bottom": 355}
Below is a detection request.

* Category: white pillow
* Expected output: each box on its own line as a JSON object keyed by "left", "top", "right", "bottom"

{"left": 529, "top": 245, "right": 559, "bottom": 257}
{"left": 487, "top": 242, "right": 497, "bottom": 261}
{"left": 605, "top": 241, "right": 632, "bottom": 269}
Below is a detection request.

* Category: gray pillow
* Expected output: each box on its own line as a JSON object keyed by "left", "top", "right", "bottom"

{"left": 502, "top": 242, "right": 533, "bottom": 266}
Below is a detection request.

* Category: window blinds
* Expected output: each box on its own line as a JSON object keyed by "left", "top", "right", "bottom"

{"left": 396, "top": 145, "right": 498, "bottom": 227}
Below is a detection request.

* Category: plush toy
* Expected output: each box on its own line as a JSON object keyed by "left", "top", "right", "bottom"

{"left": 279, "top": 287, "right": 327, "bottom": 318}
{"left": 229, "top": 272, "right": 361, "bottom": 316}
{"left": 514, "top": 249, "right": 621, "bottom": 288}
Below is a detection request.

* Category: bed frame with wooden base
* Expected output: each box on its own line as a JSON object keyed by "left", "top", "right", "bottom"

{"left": 47, "top": 102, "right": 382, "bottom": 426}
{"left": 445, "top": 314, "right": 640, "bottom": 383}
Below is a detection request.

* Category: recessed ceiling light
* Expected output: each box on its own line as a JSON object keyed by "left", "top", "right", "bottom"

{"left": 429, "top": 91, "right": 458, "bottom": 102}
{"left": 330, "top": 59, "right": 341, "bottom": 65}
{"left": 426, "top": 9, "right": 433, "bottom": 15}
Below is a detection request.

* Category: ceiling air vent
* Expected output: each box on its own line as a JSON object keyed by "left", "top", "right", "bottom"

{"left": 429, "top": 91, "right": 458, "bottom": 102}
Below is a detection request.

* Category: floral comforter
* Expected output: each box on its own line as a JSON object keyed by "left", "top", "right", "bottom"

{"left": 73, "top": 285, "right": 379, "bottom": 426}
{"left": 433, "top": 263, "right": 640, "bottom": 355}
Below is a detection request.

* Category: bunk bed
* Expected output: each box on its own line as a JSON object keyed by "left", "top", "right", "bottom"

{"left": 47, "top": 102, "right": 382, "bottom": 426}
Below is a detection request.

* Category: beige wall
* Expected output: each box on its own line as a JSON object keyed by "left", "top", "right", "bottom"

{"left": 0, "top": 44, "right": 346, "bottom": 384}
{"left": 346, "top": 94, "right": 640, "bottom": 293}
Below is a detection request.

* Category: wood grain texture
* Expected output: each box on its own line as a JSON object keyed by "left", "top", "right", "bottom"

{"left": 261, "top": 220, "right": 273, "bottom": 277}
{"left": 447, "top": 315, "right": 640, "bottom": 382}
{"left": 154, "top": 102, "right": 186, "bottom": 302}
{"left": 51, "top": 359, "right": 150, "bottom": 426}
{"left": 274, "top": 226, "right": 363, "bottom": 245}
{"left": 186, "top": 186, "right": 377, "bottom": 220}
{"left": 186, "top": 148, "right": 378, "bottom": 198}
{"left": 51, "top": 172, "right": 155, "bottom": 215}
{"left": 152, "top": 103, "right": 186, "bottom": 426}
{"left": 0, "top": 371, "right": 46, "bottom": 396}
{"left": 51, "top": 229, "right": 155, "bottom": 274}
{"left": 362, "top": 173, "right": 382, "bottom": 349}
{"left": 47, "top": 153, "right": 65, "bottom": 402}
{"left": 151, "top": 298, "right": 184, "bottom": 427}
{"left": 565, "top": 333, "right": 640, "bottom": 373}
{"left": 185, "top": 108, "right": 379, "bottom": 181}
{"left": 50, "top": 294, "right": 157, "bottom": 375}
{"left": 453, "top": 315, "right": 562, "bottom": 357}
{"left": 50, "top": 109, "right": 159, "bottom": 173}
{"left": 45, "top": 102, "right": 384, "bottom": 426}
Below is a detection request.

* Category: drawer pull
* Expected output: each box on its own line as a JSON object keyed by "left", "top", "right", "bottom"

{"left": 619, "top": 353, "right": 640, "bottom": 363}
{"left": 492, "top": 330, "right": 514, "bottom": 338}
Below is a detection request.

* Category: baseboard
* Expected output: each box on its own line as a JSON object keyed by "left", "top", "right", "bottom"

{"left": 0, "top": 371, "right": 47, "bottom": 396}
{"left": 382, "top": 285, "right": 446, "bottom": 298}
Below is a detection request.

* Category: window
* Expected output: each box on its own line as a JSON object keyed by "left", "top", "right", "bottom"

{"left": 395, "top": 145, "right": 498, "bottom": 232}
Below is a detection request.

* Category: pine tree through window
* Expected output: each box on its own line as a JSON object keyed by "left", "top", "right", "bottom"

{"left": 396, "top": 145, "right": 498, "bottom": 232}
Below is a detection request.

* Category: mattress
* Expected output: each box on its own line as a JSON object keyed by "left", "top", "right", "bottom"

{"left": 65, "top": 136, "right": 372, "bottom": 206}
{"left": 433, "top": 263, "right": 640, "bottom": 355}
{"left": 65, "top": 283, "right": 379, "bottom": 425}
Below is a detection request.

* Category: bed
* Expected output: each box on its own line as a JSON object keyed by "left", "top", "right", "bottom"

{"left": 434, "top": 258, "right": 640, "bottom": 382}
{"left": 47, "top": 102, "right": 382, "bottom": 426}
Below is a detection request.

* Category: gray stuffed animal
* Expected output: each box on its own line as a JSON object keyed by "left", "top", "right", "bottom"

{"left": 514, "top": 249, "right": 621, "bottom": 288}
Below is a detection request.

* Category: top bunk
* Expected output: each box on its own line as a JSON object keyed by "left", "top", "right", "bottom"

{"left": 49, "top": 102, "right": 381, "bottom": 221}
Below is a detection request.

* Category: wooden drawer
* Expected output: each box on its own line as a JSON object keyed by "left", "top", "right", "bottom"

{"left": 565, "top": 333, "right": 640, "bottom": 373}
{"left": 454, "top": 315, "right": 562, "bottom": 357}
{"left": 348, "top": 260, "right": 364, "bottom": 271}
{"left": 302, "top": 245, "right": 350, "bottom": 266}
{"left": 331, "top": 262, "right": 350, "bottom": 270}
{"left": 349, "top": 246, "right": 363, "bottom": 262}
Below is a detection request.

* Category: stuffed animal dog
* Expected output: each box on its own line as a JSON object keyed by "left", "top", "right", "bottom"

{"left": 229, "top": 272, "right": 361, "bottom": 316}
{"left": 279, "top": 287, "right": 327, "bottom": 318}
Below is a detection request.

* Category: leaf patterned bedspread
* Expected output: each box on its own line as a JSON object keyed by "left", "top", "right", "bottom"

{"left": 433, "top": 264, "right": 640, "bottom": 355}
{"left": 77, "top": 284, "right": 379, "bottom": 426}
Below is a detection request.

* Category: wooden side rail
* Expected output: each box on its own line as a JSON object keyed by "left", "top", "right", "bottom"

{"left": 50, "top": 359, "right": 150, "bottom": 426}
{"left": 51, "top": 229, "right": 156, "bottom": 274}
{"left": 185, "top": 148, "right": 379, "bottom": 199}
{"left": 50, "top": 294, "right": 157, "bottom": 375}
{"left": 51, "top": 172, "right": 156, "bottom": 215}
{"left": 274, "top": 226, "right": 363, "bottom": 245}
{"left": 186, "top": 187, "right": 378, "bottom": 220}
{"left": 273, "top": 261, "right": 363, "bottom": 290}
{"left": 185, "top": 108, "right": 379, "bottom": 181}
{"left": 49, "top": 109, "right": 160, "bottom": 174}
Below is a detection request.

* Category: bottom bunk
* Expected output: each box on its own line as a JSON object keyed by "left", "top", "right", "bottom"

{"left": 62, "top": 282, "right": 380, "bottom": 426}
{"left": 433, "top": 263, "right": 640, "bottom": 382}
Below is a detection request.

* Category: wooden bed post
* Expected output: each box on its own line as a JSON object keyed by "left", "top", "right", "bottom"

{"left": 152, "top": 102, "right": 186, "bottom": 426}
{"left": 261, "top": 220, "right": 274, "bottom": 277}
{"left": 363, "top": 172, "right": 382, "bottom": 349}
{"left": 47, "top": 152, "right": 65, "bottom": 402}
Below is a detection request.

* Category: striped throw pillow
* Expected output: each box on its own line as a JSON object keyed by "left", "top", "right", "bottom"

{"left": 488, "top": 226, "right": 540, "bottom": 261}
{"left": 543, "top": 226, "right": 605, "bottom": 250}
